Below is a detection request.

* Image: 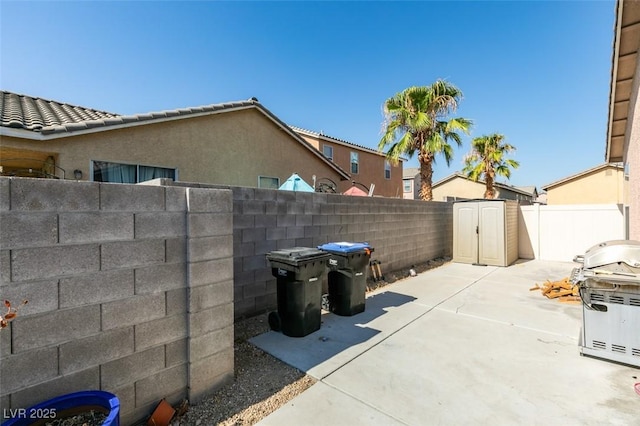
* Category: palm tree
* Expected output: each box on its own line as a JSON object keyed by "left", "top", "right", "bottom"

{"left": 378, "top": 81, "right": 472, "bottom": 201}
{"left": 463, "top": 133, "right": 520, "bottom": 199}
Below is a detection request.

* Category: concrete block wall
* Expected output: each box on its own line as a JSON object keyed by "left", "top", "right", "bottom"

{"left": 0, "top": 178, "right": 234, "bottom": 425}
{"left": 229, "top": 187, "right": 453, "bottom": 318}
{"left": 165, "top": 180, "right": 453, "bottom": 319}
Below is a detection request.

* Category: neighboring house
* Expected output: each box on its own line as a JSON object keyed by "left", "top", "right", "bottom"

{"left": 292, "top": 126, "right": 403, "bottom": 197}
{"left": 431, "top": 172, "right": 536, "bottom": 203}
{"left": 606, "top": 0, "right": 639, "bottom": 240}
{"left": 516, "top": 186, "right": 540, "bottom": 201}
{"left": 535, "top": 191, "right": 548, "bottom": 205}
{"left": 0, "top": 91, "right": 350, "bottom": 189}
{"left": 402, "top": 167, "right": 420, "bottom": 199}
{"left": 541, "top": 163, "right": 628, "bottom": 205}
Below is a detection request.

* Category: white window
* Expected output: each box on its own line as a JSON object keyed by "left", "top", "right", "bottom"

{"left": 350, "top": 152, "right": 359, "bottom": 174}
{"left": 323, "top": 145, "right": 333, "bottom": 161}
{"left": 92, "top": 161, "right": 176, "bottom": 183}
{"left": 258, "top": 176, "right": 280, "bottom": 189}
{"left": 403, "top": 180, "right": 412, "bottom": 193}
{"left": 384, "top": 161, "right": 391, "bottom": 179}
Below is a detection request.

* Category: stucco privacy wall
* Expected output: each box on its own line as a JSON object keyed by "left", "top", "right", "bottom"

{"left": 160, "top": 180, "right": 453, "bottom": 318}
{"left": 0, "top": 177, "right": 234, "bottom": 425}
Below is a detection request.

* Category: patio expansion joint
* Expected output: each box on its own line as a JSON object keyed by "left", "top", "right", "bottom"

{"left": 439, "top": 309, "right": 581, "bottom": 342}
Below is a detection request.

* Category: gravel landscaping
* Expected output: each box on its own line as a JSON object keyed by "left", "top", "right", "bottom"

{"left": 173, "top": 313, "right": 314, "bottom": 426}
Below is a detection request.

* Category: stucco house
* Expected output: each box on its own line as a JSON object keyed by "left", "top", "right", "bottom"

{"left": 292, "top": 127, "right": 403, "bottom": 197}
{"left": 431, "top": 172, "right": 536, "bottom": 203}
{"left": 0, "top": 92, "right": 350, "bottom": 189}
{"left": 606, "top": 0, "right": 639, "bottom": 240}
{"left": 541, "top": 163, "right": 628, "bottom": 205}
{"left": 402, "top": 167, "right": 420, "bottom": 199}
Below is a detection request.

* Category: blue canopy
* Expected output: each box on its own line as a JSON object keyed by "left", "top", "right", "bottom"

{"left": 278, "top": 173, "right": 314, "bottom": 192}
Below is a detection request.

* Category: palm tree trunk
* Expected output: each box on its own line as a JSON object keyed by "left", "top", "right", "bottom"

{"left": 418, "top": 152, "right": 434, "bottom": 201}
{"left": 484, "top": 169, "right": 495, "bottom": 199}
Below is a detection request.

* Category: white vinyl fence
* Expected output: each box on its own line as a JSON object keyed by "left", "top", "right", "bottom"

{"left": 519, "top": 204, "right": 626, "bottom": 261}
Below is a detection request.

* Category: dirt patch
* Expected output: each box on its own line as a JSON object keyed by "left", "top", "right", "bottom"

{"left": 367, "top": 256, "right": 450, "bottom": 291}
{"left": 168, "top": 257, "right": 450, "bottom": 425}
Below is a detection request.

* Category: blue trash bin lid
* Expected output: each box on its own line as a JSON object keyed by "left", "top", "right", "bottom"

{"left": 318, "top": 242, "right": 372, "bottom": 253}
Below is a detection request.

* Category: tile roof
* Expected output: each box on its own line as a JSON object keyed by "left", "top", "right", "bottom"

{"left": 291, "top": 125, "right": 404, "bottom": 160}
{"left": 403, "top": 167, "right": 420, "bottom": 179}
{"left": 0, "top": 90, "right": 259, "bottom": 136}
{"left": 1, "top": 91, "right": 120, "bottom": 132}
{"left": 0, "top": 91, "right": 352, "bottom": 180}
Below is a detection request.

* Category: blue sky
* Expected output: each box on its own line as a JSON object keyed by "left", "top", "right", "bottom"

{"left": 1, "top": 1, "right": 616, "bottom": 190}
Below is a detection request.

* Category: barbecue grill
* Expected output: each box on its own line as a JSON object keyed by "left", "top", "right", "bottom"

{"left": 571, "top": 240, "right": 640, "bottom": 367}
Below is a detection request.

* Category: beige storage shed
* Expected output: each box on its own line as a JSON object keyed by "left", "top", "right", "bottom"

{"left": 453, "top": 200, "right": 519, "bottom": 267}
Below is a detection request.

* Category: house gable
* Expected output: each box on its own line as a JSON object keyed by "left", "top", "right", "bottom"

{"left": 432, "top": 173, "right": 534, "bottom": 203}
{"left": 291, "top": 126, "right": 404, "bottom": 197}
{"left": 541, "top": 163, "right": 627, "bottom": 205}
{"left": 0, "top": 91, "right": 350, "bottom": 184}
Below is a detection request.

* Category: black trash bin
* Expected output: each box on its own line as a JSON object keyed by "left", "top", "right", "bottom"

{"left": 318, "top": 242, "right": 373, "bottom": 316}
{"left": 266, "top": 247, "right": 330, "bottom": 337}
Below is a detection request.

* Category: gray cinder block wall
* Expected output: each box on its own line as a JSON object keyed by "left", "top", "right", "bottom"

{"left": 229, "top": 187, "right": 453, "bottom": 318}
{"left": 0, "top": 178, "right": 234, "bottom": 425}
{"left": 165, "top": 180, "right": 453, "bottom": 319}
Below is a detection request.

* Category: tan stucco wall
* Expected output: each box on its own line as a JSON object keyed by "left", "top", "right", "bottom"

{"left": 432, "top": 178, "right": 486, "bottom": 201}
{"left": 298, "top": 134, "right": 403, "bottom": 197}
{"left": 432, "top": 176, "right": 526, "bottom": 202}
{"left": 545, "top": 167, "right": 628, "bottom": 205}
{"left": 0, "top": 109, "right": 345, "bottom": 188}
{"left": 625, "top": 52, "right": 640, "bottom": 240}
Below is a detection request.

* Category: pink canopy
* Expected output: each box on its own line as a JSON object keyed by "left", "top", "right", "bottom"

{"left": 343, "top": 185, "right": 368, "bottom": 197}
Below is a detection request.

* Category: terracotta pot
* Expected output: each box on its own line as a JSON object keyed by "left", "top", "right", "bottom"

{"left": 147, "top": 399, "right": 175, "bottom": 426}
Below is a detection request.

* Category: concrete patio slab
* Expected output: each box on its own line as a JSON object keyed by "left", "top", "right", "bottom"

{"left": 257, "top": 381, "right": 406, "bottom": 425}
{"left": 250, "top": 290, "right": 426, "bottom": 379}
{"left": 253, "top": 260, "right": 640, "bottom": 425}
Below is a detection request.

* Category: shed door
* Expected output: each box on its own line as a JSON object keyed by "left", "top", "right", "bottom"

{"left": 478, "top": 202, "right": 506, "bottom": 266}
{"left": 453, "top": 203, "right": 479, "bottom": 264}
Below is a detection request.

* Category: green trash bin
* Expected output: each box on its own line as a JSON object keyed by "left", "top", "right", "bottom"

{"left": 318, "top": 242, "right": 373, "bottom": 316}
{"left": 266, "top": 247, "right": 330, "bottom": 337}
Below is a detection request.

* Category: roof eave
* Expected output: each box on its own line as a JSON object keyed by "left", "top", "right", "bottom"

{"left": 1, "top": 98, "right": 351, "bottom": 180}
{"left": 259, "top": 117, "right": 351, "bottom": 181}
{"left": 1, "top": 103, "right": 259, "bottom": 140}
{"left": 434, "top": 173, "right": 533, "bottom": 197}
{"left": 606, "top": 0, "right": 624, "bottom": 163}
{"left": 293, "top": 126, "right": 406, "bottom": 162}
{"left": 0, "top": 127, "right": 47, "bottom": 140}
{"left": 541, "top": 163, "right": 623, "bottom": 190}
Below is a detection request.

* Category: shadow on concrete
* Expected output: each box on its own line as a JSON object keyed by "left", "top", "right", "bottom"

{"left": 249, "top": 291, "right": 416, "bottom": 377}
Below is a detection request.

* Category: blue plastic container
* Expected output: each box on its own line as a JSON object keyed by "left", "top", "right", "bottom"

{"left": 1, "top": 390, "right": 120, "bottom": 426}
{"left": 317, "top": 242, "right": 372, "bottom": 254}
